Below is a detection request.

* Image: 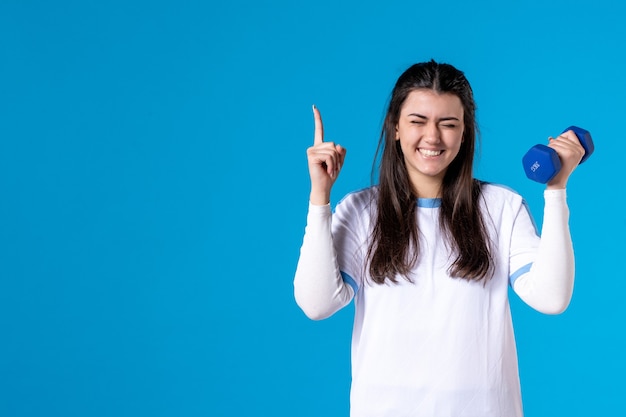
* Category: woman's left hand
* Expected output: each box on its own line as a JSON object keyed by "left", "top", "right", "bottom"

{"left": 546, "top": 129, "right": 586, "bottom": 189}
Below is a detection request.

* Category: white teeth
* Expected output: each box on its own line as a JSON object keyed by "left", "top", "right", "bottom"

{"left": 419, "top": 149, "right": 442, "bottom": 157}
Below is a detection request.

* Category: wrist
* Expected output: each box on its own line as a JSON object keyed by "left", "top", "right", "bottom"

{"left": 310, "top": 190, "right": 330, "bottom": 206}
{"left": 546, "top": 182, "right": 566, "bottom": 190}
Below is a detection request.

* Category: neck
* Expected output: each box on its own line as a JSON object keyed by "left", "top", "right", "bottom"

{"left": 411, "top": 178, "right": 442, "bottom": 199}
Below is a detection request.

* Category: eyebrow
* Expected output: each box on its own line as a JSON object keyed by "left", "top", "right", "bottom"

{"left": 407, "top": 113, "right": 461, "bottom": 122}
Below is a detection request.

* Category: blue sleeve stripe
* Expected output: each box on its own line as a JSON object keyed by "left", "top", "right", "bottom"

{"left": 341, "top": 271, "right": 359, "bottom": 296}
{"left": 510, "top": 263, "right": 533, "bottom": 287}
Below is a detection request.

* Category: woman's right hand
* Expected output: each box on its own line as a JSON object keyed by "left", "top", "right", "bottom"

{"left": 307, "top": 105, "right": 347, "bottom": 205}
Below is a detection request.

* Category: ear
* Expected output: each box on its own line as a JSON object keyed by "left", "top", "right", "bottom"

{"left": 395, "top": 124, "right": 399, "bottom": 140}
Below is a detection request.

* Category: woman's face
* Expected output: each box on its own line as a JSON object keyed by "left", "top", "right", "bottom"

{"left": 395, "top": 89, "right": 465, "bottom": 197}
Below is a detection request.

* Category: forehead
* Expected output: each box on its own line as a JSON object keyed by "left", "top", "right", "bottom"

{"left": 400, "top": 89, "right": 463, "bottom": 117}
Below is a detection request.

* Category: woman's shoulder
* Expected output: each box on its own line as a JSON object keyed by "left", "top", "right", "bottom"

{"left": 478, "top": 181, "right": 526, "bottom": 206}
{"left": 334, "top": 186, "right": 378, "bottom": 213}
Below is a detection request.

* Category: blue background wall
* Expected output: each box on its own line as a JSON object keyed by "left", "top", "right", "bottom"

{"left": 1, "top": 0, "right": 624, "bottom": 415}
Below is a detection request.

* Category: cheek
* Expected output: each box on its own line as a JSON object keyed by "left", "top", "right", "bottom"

{"left": 451, "top": 138, "right": 465, "bottom": 159}
{"left": 451, "top": 132, "right": 464, "bottom": 149}
{"left": 396, "top": 139, "right": 411, "bottom": 159}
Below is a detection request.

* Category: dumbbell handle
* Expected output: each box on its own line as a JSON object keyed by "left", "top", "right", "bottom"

{"left": 522, "top": 126, "right": 594, "bottom": 183}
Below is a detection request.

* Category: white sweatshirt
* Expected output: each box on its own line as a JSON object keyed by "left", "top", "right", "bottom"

{"left": 293, "top": 184, "right": 574, "bottom": 417}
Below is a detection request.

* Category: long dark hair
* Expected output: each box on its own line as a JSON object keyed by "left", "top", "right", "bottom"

{"left": 367, "top": 60, "right": 493, "bottom": 284}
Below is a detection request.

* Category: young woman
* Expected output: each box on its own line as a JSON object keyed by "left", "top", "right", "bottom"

{"left": 293, "top": 60, "right": 584, "bottom": 416}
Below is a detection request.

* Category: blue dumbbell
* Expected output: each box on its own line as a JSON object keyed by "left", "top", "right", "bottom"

{"left": 522, "top": 126, "right": 594, "bottom": 183}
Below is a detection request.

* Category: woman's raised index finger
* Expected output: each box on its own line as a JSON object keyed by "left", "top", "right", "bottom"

{"left": 312, "top": 104, "right": 324, "bottom": 144}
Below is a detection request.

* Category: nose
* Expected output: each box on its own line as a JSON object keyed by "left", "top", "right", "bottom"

{"left": 423, "top": 121, "right": 441, "bottom": 144}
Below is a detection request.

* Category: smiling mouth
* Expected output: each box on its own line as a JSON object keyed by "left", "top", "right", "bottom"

{"left": 419, "top": 149, "right": 443, "bottom": 157}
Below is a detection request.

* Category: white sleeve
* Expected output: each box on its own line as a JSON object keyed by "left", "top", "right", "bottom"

{"left": 293, "top": 203, "right": 355, "bottom": 320}
{"left": 512, "top": 189, "right": 575, "bottom": 314}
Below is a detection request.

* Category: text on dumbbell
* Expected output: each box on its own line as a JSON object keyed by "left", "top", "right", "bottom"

{"left": 530, "top": 161, "right": 540, "bottom": 172}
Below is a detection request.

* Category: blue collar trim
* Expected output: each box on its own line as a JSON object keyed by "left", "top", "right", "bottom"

{"left": 417, "top": 198, "right": 441, "bottom": 208}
